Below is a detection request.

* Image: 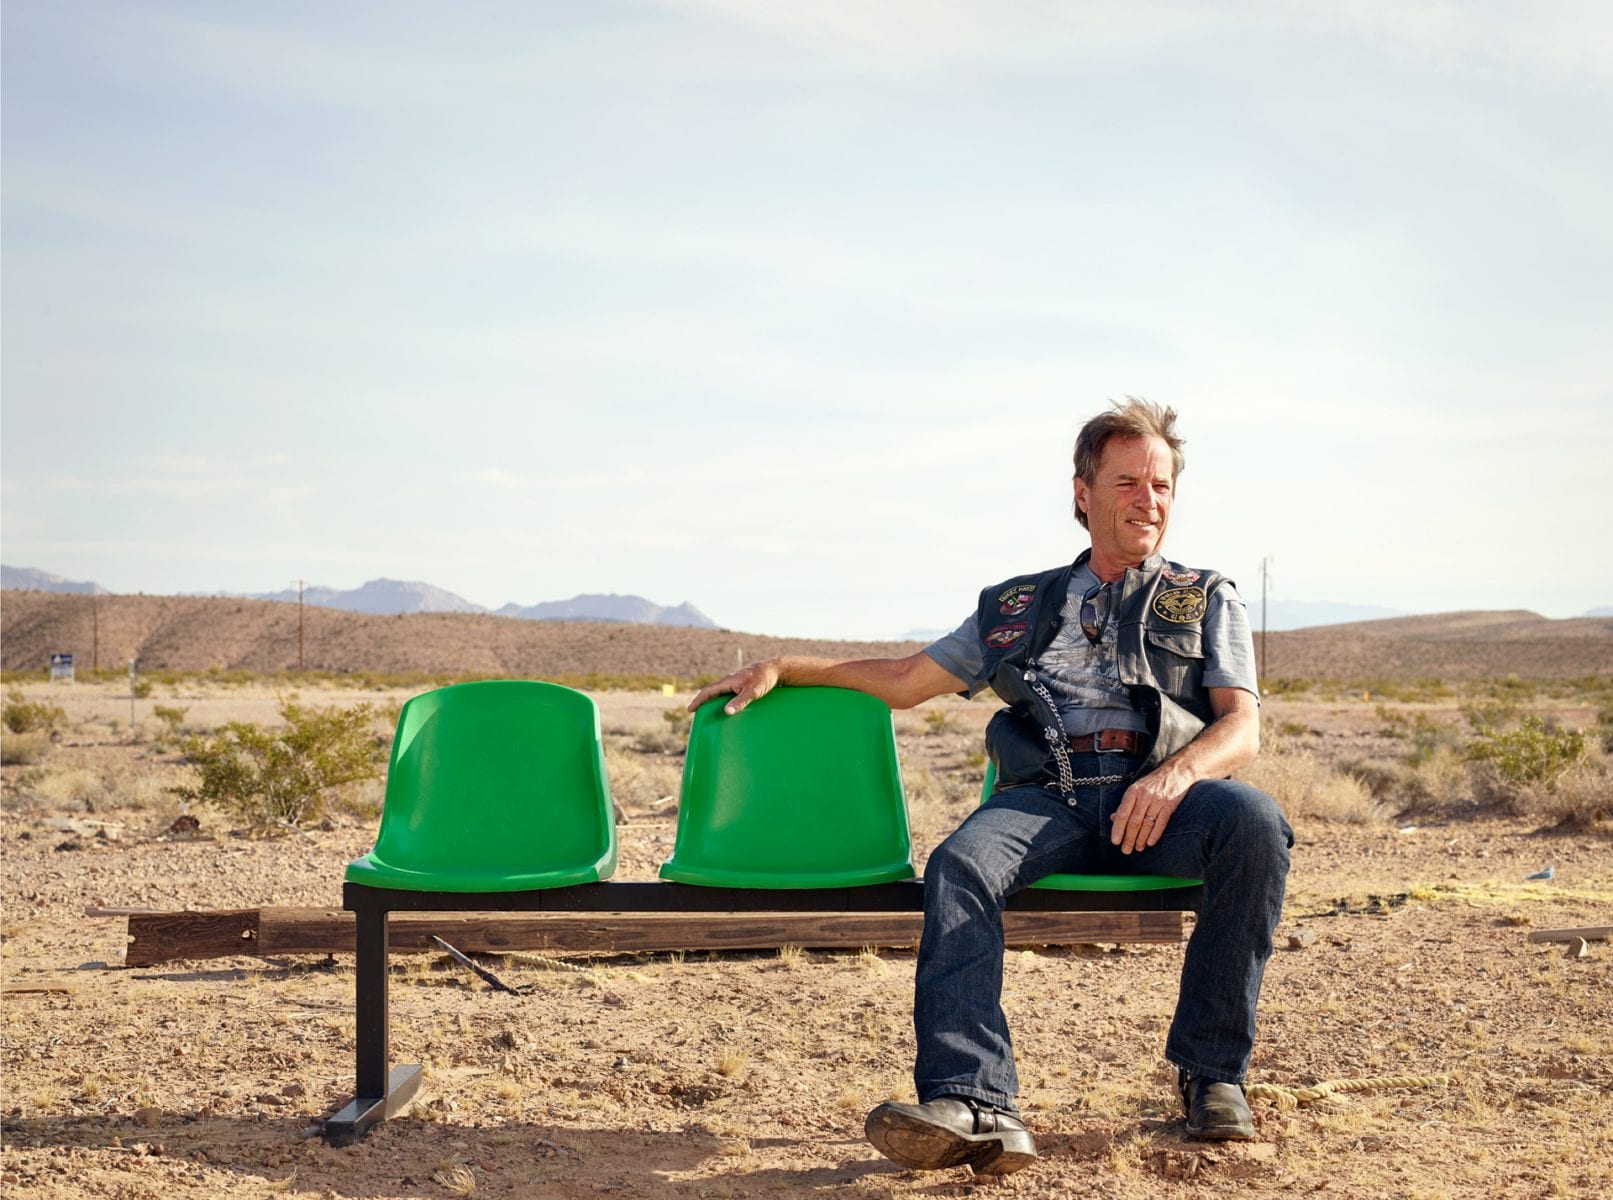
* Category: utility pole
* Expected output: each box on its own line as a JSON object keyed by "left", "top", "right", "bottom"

{"left": 1258, "top": 556, "right": 1273, "bottom": 683}
{"left": 91, "top": 594, "right": 100, "bottom": 672}
{"left": 294, "top": 579, "right": 306, "bottom": 672}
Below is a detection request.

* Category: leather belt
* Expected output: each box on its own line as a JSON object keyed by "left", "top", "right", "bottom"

{"left": 1071, "top": 729, "right": 1144, "bottom": 754}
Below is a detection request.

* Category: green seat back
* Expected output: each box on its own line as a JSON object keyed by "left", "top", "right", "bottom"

{"left": 659, "top": 687, "right": 915, "bottom": 888}
{"left": 345, "top": 680, "right": 617, "bottom": 893}
{"left": 980, "top": 760, "right": 1200, "bottom": 892}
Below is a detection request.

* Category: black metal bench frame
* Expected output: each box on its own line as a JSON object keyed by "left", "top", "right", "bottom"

{"left": 324, "top": 878, "right": 1203, "bottom": 1145}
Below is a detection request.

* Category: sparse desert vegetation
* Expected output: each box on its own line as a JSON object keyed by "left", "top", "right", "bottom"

{"left": 1, "top": 665, "right": 1610, "bottom": 1199}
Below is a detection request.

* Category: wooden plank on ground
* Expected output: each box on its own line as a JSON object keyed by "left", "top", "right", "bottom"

{"left": 1527, "top": 926, "right": 1613, "bottom": 944}
{"left": 125, "top": 907, "right": 1183, "bottom": 965}
{"left": 124, "top": 910, "right": 261, "bottom": 967}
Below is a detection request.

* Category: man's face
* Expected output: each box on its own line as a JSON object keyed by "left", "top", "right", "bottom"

{"left": 1073, "top": 434, "right": 1175, "bottom": 572}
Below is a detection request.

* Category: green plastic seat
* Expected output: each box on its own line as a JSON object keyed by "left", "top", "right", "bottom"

{"left": 980, "top": 760, "right": 1200, "bottom": 892}
{"left": 345, "top": 680, "right": 617, "bottom": 893}
{"left": 659, "top": 686, "right": 915, "bottom": 888}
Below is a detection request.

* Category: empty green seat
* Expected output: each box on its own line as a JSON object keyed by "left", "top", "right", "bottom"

{"left": 346, "top": 680, "right": 617, "bottom": 893}
{"left": 980, "top": 760, "right": 1200, "bottom": 892}
{"left": 660, "top": 686, "right": 915, "bottom": 888}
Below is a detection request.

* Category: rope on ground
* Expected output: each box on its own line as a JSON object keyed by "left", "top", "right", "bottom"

{"left": 505, "top": 952, "right": 657, "bottom": 985}
{"left": 1245, "top": 1074, "right": 1453, "bottom": 1111}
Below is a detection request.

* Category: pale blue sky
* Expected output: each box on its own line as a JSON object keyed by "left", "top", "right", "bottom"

{"left": 4, "top": 1, "right": 1610, "bottom": 639}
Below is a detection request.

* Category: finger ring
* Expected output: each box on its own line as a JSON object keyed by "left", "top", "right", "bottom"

{"left": 1142, "top": 815, "right": 1156, "bottom": 822}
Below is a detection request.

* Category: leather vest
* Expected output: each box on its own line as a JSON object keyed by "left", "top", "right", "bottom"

{"left": 974, "top": 551, "right": 1227, "bottom": 795}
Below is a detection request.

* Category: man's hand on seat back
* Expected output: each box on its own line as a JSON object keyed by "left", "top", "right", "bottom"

{"left": 689, "top": 660, "right": 783, "bottom": 716}
{"left": 689, "top": 653, "right": 964, "bottom": 716}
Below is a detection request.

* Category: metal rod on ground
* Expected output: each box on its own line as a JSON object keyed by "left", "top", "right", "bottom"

{"left": 429, "top": 934, "right": 525, "bottom": 995}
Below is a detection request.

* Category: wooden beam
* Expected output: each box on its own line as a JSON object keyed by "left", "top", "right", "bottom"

{"left": 1527, "top": 926, "right": 1613, "bottom": 944}
{"left": 125, "top": 907, "right": 1184, "bottom": 966}
{"left": 124, "top": 909, "right": 260, "bottom": 967}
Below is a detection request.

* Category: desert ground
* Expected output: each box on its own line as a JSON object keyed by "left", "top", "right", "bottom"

{"left": 2, "top": 677, "right": 1610, "bottom": 1200}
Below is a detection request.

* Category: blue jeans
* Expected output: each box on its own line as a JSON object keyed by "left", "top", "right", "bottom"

{"left": 913, "top": 753, "right": 1293, "bottom": 1111}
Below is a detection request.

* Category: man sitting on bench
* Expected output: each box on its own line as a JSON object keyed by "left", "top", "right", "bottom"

{"left": 690, "top": 398, "right": 1293, "bottom": 1175}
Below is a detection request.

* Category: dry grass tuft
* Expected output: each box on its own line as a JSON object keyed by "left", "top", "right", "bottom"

{"left": 22, "top": 767, "right": 103, "bottom": 807}
{"left": 431, "top": 1160, "right": 477, "bottom": 1195}
{"left": 0, "top": 731, "right": 52, "bottom": 766}
{"left": 602, "top": 742, "right": 682, "bottom": 812}
{"left": 1239, "top": 737, "right": 1385, "bottom": 824}
{"left": 856, "top": 946, "right": 888, "bottom": 975}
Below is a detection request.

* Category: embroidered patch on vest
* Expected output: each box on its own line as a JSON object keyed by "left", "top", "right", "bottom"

{"left": 997, "top": 584, "right": 1037, "bottom": 616}
{"left": 1162, "top": 568, "right": 1201, "bottom": 587}
{"left": 1152, "top": 586, "right": 1207, "bottom": 624}
{"left": 984, "top": 622, "right": 1028, "bottom": 648}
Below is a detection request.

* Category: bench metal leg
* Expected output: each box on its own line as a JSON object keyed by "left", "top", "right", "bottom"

{"left": 325, "top": 907, "right": 424, "bottom": 1145}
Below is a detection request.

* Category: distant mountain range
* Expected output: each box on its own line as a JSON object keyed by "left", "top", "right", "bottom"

{"left": 5, "top": 564, "right": 1608, "bottom": 633}
{"left": 495, "top": 594, "right": 714, "bottom": 627}
{"left": 252, "top": 578, "right": 487, "bottom": 616}
{"left": 1, "top": 565, "right": 718, "bottom": 630}
{"left": 1253, "top": 600, "right": 1406, "bottom": 631}
{"left": 0, "top": 565, "right": 110, "bottom": 596}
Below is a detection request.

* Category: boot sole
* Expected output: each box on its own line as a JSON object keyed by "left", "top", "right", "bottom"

{"left": 1184, "top": 1121, "right": 1257, "bottom": 1142}
{"left": 865, "top": 1104, "right": 1037, "bottom": 1175}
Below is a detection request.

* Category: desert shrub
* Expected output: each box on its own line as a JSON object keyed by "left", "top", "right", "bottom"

{"left": 630, "top": 718, "right": 688, "bottom": 755}
{"left": 1460, "top": 697, "right": 1520, "bottom": 733}
{"left": 171, "top": 698, "right": 386, "bottom": 828}
{"left": 4, "top": 689, "right": 66, "bottom": 735}
{"left": 1474, "top": 675, "right": 1538, "bottom": 702}
{"left": 1402, "top": 744, "right": 1476, "bottom": 814}
{"left": 148, "top": 704, "right": 190, "bottom": 750}
{"left": 1464, "top": 716, "right": 1585, "bottom": 791}
{"left": 1, "top": 731, "right": 53, "bottom": 766}
{"left": 1262, "top": 678, "right": 1317, "bottom": 698}
{"left": 1521, "top": 758, "right": 1611, "bottom": 827}
{"left": 1238, "top": 738, "right": 1384, "bottom": 824}
{"left": 923, "top": 709, "right": 959, "bottom": 735}
{"left": 1336, "top": 755, "right": 1412, "bottom": 804}
{"left": 1360, "top": 679, "right": 1454, "bottom": 703}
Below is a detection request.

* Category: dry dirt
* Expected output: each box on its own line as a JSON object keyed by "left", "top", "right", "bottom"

{"left": 3, "top": 682, "right": 1611, "bottom": 1200}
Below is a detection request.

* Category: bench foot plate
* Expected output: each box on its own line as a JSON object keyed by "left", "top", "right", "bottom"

{"left": 324, "top": 1064, "right": 424, "bottom": 1146}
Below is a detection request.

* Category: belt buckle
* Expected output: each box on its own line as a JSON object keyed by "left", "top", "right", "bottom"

{"left": 1093, "top": 730, "right": 1124, "bottom": 754}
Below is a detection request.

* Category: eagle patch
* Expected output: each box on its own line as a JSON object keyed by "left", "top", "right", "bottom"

{"left": 984, "top": 622, "right": 1029, "bottom": 648}
{"left": 1162, "top": 568, "right": 1201, "bottom": 587}
{"left": 1152, "top": 586, "right": 1207, "bottom": 624}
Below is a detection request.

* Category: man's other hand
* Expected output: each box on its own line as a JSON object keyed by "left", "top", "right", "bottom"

{"left": 688, "top": 660, "right": 782, "bottom": 716}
